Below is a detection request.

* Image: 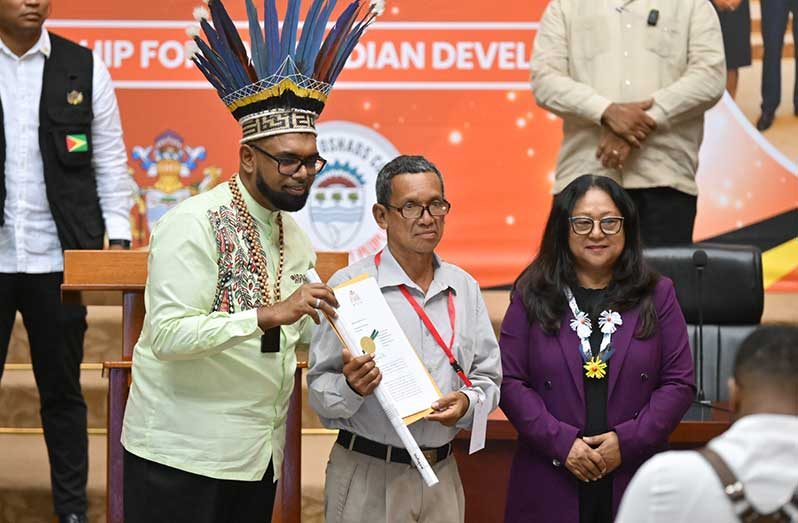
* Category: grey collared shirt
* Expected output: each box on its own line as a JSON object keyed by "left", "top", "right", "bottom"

{"left": 307, "top": 247, "right": 502, "bottom": 448}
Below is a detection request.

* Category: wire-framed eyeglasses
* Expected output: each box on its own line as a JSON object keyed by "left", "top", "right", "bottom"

{"left": 386, "top": 200, "right": 452, "bottom": 219}
{"left": 569, "top": 216, "right": 625, "bottom": 235}
{"left": 249, "top": 143, "right": 327, "bottom": 176}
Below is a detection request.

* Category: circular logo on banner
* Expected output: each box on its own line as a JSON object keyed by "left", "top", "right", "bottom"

{"left": 294, "top": 121, "right": 397, "bottom": 261}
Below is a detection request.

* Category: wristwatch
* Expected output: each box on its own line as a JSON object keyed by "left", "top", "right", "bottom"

{"left": 108, "top": 239, "right": 131, "bottom": 249}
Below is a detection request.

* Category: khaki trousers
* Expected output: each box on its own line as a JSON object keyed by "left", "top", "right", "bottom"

{"left": 324, "top": 443, "right": 465, "bottom": 523}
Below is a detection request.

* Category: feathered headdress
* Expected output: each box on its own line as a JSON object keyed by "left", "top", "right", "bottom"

{"left": 188, "top": 0, "right": 384, "bottom": 142}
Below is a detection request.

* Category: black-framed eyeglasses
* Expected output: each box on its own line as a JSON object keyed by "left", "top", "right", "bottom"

{"left": 386, "top": 199, "right": 452, "bottom": 219}
{"left": 569, "top": 216, "right": 625, "bottom": 235}
{"left": 249, "top": 143, "right": 327, "bottom": 176}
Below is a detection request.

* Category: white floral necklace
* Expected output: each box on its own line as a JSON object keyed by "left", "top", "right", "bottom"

{"left": 564, "top": 287, "right": 623, "bottom": 379}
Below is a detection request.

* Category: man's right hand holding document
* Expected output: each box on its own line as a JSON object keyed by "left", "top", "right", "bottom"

{"left": 342, "top": 348, "right": 470, "bottom": 428}
{"left": 342, "top": 349, "right": 382, "bottom": 397}
{"left": 307, "top": 155, "right": 502, "bottom": 523}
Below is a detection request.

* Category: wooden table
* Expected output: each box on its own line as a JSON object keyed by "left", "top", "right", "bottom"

{"left": 453, "top": 404, "right": 732, "bottom": 523}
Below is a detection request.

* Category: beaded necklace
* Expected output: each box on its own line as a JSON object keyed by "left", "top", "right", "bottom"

{"left": 228, "top": 173, "right": 285, "bottom": 306}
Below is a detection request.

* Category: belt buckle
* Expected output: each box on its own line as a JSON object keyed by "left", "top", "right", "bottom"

{"left": 422, "top": 448, "right": 438, "bottom": 466}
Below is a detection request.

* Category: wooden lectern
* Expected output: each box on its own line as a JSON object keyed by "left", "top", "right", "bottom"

{"left": 62, "top": 249, "right": 348, "bottom": 523}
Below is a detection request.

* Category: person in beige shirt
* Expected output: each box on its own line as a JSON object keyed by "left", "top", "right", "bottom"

{"left": 531, "top": 0, "right": 726, "bottom": 246}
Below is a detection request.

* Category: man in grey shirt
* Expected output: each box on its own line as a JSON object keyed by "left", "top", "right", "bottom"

{"left": 308, "top": 155, "right": 501, "bottom": 523}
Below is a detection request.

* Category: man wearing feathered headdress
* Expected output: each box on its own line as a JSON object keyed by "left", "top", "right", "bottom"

{"left": 120, "top": 1, "right": 382, "bottom": 521}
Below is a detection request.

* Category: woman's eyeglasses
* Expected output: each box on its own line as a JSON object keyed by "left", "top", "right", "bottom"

{"left": 569, "top": 216, "right": 625, "bottom": 235}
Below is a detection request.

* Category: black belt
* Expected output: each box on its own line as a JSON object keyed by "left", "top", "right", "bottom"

{"left": 336, "top": 430, "right": 453, "bottom": 466}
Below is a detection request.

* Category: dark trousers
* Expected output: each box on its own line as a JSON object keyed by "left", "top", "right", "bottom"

{"left": 123, "top": 450, "right": 277, "bottom": 523}
{"left": 627, "top": 187, "right": 697, "bottom": 246}
{"left": 0, "top": 272, "right": 88, "bottom": 515}
{"left": 760, "top": 0, "right": 798, "bottom": 114}
{"left": 579, "top": 476, "right": 613, "bottom": 523}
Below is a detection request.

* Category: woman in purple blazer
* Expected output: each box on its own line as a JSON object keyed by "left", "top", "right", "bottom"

{"left": 500, "top": 175, "right": 695, "bottom": 523}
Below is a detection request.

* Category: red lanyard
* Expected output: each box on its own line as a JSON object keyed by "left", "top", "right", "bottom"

{"left": 375, "top": 250, "right": 473, "bottom": 388}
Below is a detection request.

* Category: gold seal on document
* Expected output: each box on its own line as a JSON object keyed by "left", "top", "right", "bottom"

{"left": 360, "top": 336, "right": 376, "bottom": 354}
{"left": 67, "top": 90, "right": 84, "bottom": 106}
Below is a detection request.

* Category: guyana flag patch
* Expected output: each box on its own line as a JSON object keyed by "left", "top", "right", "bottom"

{"left": 65, "top": 134, "right": 88, "bottom": 153}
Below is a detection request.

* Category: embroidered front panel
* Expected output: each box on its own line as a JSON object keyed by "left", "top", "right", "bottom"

{"left": 207, "top": 204, "right": 264, "bottom": 313}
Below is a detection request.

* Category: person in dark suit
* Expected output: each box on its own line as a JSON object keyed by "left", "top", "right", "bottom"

{"left": 499, "top": 174, "right": 695, "bottom": 523}
{"left": 712, "top": 0, "right": 753, "bottom": 99}
{"left": 756, "top": 0, "right": 798, "bottom": 131}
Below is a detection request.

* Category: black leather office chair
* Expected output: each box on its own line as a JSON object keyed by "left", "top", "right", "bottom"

{"left": 644, "top": 243, "right": 764, "bottom": 401}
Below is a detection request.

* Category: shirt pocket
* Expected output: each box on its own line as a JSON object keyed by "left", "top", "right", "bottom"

{"left": 47, "top": 104, "right": 94, "bottom": 171}
{"left": 570, "top": 15, "right": 610, "bottom": 61}
{"left": 643, "top": 20, "right": 682, "bottom": 61}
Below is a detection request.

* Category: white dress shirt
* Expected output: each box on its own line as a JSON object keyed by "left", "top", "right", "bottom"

{"left": 0, "top": 29, "right": 133, "bottom": 274}
{"left": 616, "top": 414, "right": 798, "bottom": 522}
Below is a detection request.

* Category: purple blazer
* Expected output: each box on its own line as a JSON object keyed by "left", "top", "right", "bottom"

{"left": 499, "top": 277, "right": 695, "bottom": 522}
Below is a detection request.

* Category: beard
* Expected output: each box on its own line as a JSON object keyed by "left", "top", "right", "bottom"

{"left": 256, "top": 176, "right": 309, "bottom": 212}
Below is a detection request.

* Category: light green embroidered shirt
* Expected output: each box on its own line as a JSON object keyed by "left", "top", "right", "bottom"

{"left": 122, "top": 176, "right": 315, "bottom": 481}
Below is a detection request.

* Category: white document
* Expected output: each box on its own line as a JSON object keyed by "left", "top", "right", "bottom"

{"left": 333, "top": 274, "right": 441, "bottom": 422}
{"left": 305, "top": 269, "right": 440, "bottom": 487}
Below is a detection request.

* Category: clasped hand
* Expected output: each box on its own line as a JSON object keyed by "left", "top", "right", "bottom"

{"left": 601, "top": 100, "right": 657, "bottom": 148}
{"left": 565, "top": 431, "right": 622, "bottom": 482}
{"left": 597, "top": 100, "right": 658, "bottom": 169}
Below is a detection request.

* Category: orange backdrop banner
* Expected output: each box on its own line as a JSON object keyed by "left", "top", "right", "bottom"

{"left": 49, "top": 0, "right": 798, "bottom": 290}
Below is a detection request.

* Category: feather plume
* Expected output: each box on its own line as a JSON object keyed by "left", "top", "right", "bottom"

{"left": 280, "top": 0, "right": 301, "bottom": 60}
{"left": 200, "top": 17, "right": 248, "bottom": 87}
{"left": 300, "top": 0, "right": 338, "bottom": 76}
{"left": 245, "top": 0, "right": 266, "bottom": 78}
{"left": 315, "top": 1, "right": 363, "bottom": 82}
{"left": 195, "top": 32, "right": 238, "bottom": 89}
{"left": 295, "top": 0, "right": 325, "bottom": 73}
{"left": 192, "top": 56, "right": 228, "bottom": 95}
{"left": 186, "top": 24, "right": 201, "bottom": 38}
{"left": 264, "top": 0, "right": 280, "bottom": 75}
{"left": 194, "top": 51, "right": 225, "bottom": 85}
{"left": 209, "top": 0, "right": 257, "bottom": 82}
{"left": 328, "top": 22, "right": 369, "bottom": 82}
{"left": 328, "top": 4, "right": 379, "bottom": 82}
